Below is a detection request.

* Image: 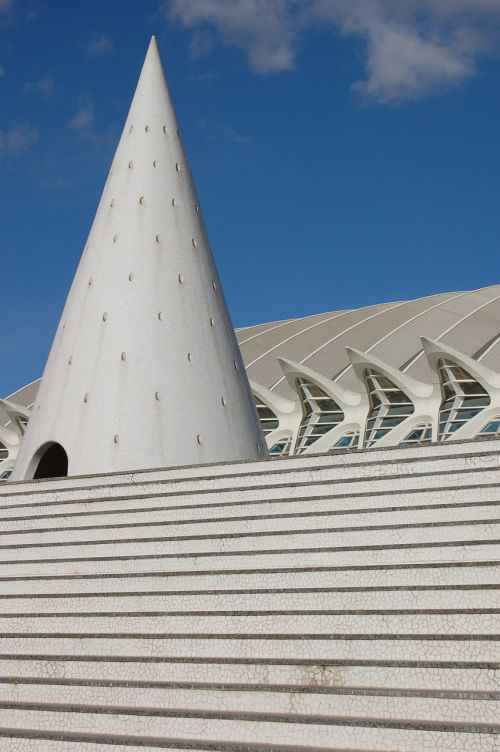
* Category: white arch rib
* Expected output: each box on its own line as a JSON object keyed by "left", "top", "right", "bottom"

{"left": 401, "top": 291, "right": 500, "bottom": 373}
{"left": 332, "top": 289, "right": 471, "bottom": 383}
{"left": 244, "top": 308, "right": 362, "bottom": 369}
{"left": 268, "top": 299, "right": 410, "bottom": 391}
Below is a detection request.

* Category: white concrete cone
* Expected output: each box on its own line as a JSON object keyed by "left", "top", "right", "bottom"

{"left": 13, "top": 37, "right": 265, "bottom": 480}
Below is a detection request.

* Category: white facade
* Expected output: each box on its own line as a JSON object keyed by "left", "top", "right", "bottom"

{"left": 4, "top": 286, "right": 500, "bottom": 478}
{"left": 0, "top": 437, "right": 498, "bottom": 749}
{"left": 11, "top": 38, "right": 264, "bottom": 481}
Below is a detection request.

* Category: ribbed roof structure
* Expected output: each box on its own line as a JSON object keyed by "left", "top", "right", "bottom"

{"left": 10, "top": 37, "right": 263, "bottom": 480}
{"left": 236, "top": 283, "right": 500, "bottom": 398}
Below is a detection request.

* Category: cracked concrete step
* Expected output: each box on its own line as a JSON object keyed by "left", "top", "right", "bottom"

{"left": 2, "top": 447, "right": 498, "bottom": 509}
{"left": 0, "top": 635, "right": 496, "bottom": 663}
{"left": 1, "top": 656, "right": 498, "bottom": 692}
{"left": 0, "top": 612, "right": 497, "bottom": 637}
{"left": 1, "top": 501, "right": 498, "bottom": 541}
{"left": 0, "top": 702, "right": 497, "bottom": 752}
{"left": 2, "top": 541, "right": 498, "bottom": 579}
{"left": 1, "top": 467, "right": 498, "bottom": 525}
{"left": 0, "top": 727, "right": 433, "bottom": 752}
{"left": 0, "top": 521, "right": 498, "bottom": 563}
{"left": 0, "top": 586, "right": 497, "bottom": 613}
{"left": 0, "top": 481, "right": 498, "bottom": 525}
{"left": 0, "top": 678, "right": 498, "bottom": 724}
{"left": 1, "top": 561, "right": 498, "bottom": 595}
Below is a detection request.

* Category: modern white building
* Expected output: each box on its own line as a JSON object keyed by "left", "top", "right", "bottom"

{"left": 3, "top": 282, "right": 500, "bottom": 478}
{"left": 0, "top": 37, "right": 498, "bottom": 752}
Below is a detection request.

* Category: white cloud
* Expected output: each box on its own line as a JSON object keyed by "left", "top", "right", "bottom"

{"left": 68, "top": 100, "right": 95, "bottom": 138}
{"left": 85, "top": 32, "right": 113, "bottom": 58}
{"left": 23, "top": 75, "right": 55, "bottom": 98}
{"left": 166, "top": 0, "right": 500, "bottom": 102}
{"left": 168, "top": 0, "right": 299, "bottom": 74}
{"left": 0, "top": 123, "right": 38, "bottom": 158}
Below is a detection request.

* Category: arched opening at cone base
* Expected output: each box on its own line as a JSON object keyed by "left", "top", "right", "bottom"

{"left": 27, "top": 442, "right": 68, "bottom": 480}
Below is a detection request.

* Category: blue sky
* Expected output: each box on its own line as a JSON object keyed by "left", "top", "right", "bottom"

{"left": 2, "top": 0, "right": 500, "bottom": 396}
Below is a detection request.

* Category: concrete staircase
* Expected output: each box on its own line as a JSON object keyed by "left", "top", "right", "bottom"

{"left": 0, "top": 438, "right": 498, "bottom": 751}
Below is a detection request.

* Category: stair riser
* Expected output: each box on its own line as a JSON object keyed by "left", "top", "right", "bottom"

{"left": 0, "top": 613, "right": 496, "bottom": 636}
{"left": 1, "top": 659, "right": 497, "bottom": 692}
{"left": 1, "top": 503, "right": 497, "bottom": 543}
{"left": 0, "top": 522, "right": 497, "bottom": 563}
{"left": 0, "top": 708, "right": 494, "bottom": 752}
{"left": 0, "top": 564, "right": 498, "bottom": 595}
{"left": 0, "top": 588, "right": 497, "bottom": 613}
{"left": 6, "top": 438, "right": 497, "bottom": 496}
{"left": 2, "top": 451, "right": 498, "bottom": 508}
{"left": 1, "top": 683, "right": 498, "bottom": 724}
{"left": 1, "top": 484, "right": 497, "bottom": 524}
{"left": 1, "top": 543, "right": 497, "bottom": 578}
{"left": 0, "top": 637, "right": 496, "bottom": 662}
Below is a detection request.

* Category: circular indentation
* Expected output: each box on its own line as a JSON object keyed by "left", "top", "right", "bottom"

{"left": 128, "top": 160, "right": 133, "bottom": 169}
{"left": 155, "top": 234, "right": 160, "bottom": 243}
{"left": 175, "top": 162, "right": 181, "bottom": 172}
{"left": 68, "top": 356, "right": 73, "bottom": 365}
{"left": 128, "top": 273, "right": 134, "bottom": 282}
{"left": 121, "top": 352, "right": 127, "bottom": 361}
{"left": 102, "top": 312, "right": 108, "bottom": 322}
{"left": 145, "top": 125, "right": 150, "bottom": 132}
{"left": 221, "top": 396, "right": 227, "bottom": 406}
{"left": 178, "top": 274, "right": 184, "bottom": 285}
{"left": 158, "top": 312, "right": 165, "bottom": 321}
{"left": 84, "top": 393, "right": 89, "bottom": 403}
{"left": 172, "top": 198, "right": 176, "bottom": 207}
{"left": 187, "top": 353, "right": 192, "bottom": 362}
{"left": 114, "top": 434, "right": 119, "bottom": 444}
{"left": 128, "top": 125, "right": 133, "bottom": 134}
{"left": 163, "top": 125, "right": 167, "bottom": 134}
{"left": 212, "top": 280, "right": 217, "bottom": 291}
{"left": 195, "top": 203, "right": 200, "bottom": 214}
{"left": 88, "top": 276, "right": 93, "bottom": 286}
{"left": 152, "top": 160, "right": 156, "bottom": 168}
{"left": 155, "top": 391, "right": 160, "bottom": 401}
{"left": 209, "top": 317, "right": 214, "bottom": 327}
{"left": 192, "top": 238, "right": 197, "bottom": 248}
{"left": 113, "top": 235, "right": 118, "bottom": 243}
{"left": 197, "top": 434, "right": 202, "bottom": 445}
{"left": 139, "top": 196, "right": 144, "bottom": 205}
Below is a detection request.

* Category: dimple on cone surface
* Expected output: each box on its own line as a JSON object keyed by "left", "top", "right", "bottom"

{"left": 12, "top": 37, "right": 264, "bottom": 479}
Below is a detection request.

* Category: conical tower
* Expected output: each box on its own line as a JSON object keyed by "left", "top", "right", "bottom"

{"left": 12, "top": 37, "right": 264, "bottom": 480}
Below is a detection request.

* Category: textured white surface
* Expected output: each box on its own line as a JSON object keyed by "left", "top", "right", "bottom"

{"left": 12, "top": 38, "right": 263, "bottom": 480}
{"left": 0, "top": 439, "right": 499, "bottom": 749}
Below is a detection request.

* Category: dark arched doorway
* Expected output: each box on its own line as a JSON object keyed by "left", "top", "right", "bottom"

{"left": 32, "top": 443, "right": 68, "bottom": 479}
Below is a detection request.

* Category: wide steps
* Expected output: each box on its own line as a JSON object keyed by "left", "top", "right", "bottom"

{"left": 1, "top": 656, "right": 498, "bottom": 692}
{"left": 0, "top": 440, "right": 498, "bottom": 750}
{"left": 0, "top": 701, "right": 497, "bottom": 751}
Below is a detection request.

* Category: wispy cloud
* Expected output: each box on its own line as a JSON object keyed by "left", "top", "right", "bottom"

{"left": 68, "top": 99, "right": 95, "bottom": 138}
{"left": 0, "top": 123, "right": 38, "bottom": 158}
{"left": 85, "top": 31, "right": 113, "bottom": 58}
{"left": 198, "top": 118, "right": 252, "bottom": 143}
{"left": 166, "top": 0, "right": 500, "bottom": 103}
{"left": 0, "top": 0, "right": 13, "bottom": 13}
{"left": 0, "top": 66, "right": 5, "bottom": 77}
{"left": 23, "top": 74, "right": 55, "bottom": 98}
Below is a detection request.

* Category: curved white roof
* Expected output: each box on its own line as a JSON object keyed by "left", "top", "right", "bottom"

{"left": 236, "top": 283, "right": 500, "bottom": 398}
{"left": 5, "top": 282, "right": 500, "bottom": 413}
